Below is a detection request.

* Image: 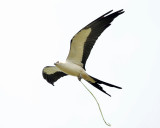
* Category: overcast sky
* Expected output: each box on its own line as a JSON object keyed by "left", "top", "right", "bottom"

{"left": 0, "top": 0, "right": 160, "bottom": 128}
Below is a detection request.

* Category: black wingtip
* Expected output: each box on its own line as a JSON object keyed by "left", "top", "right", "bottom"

{"left": 103, "top": 9, "right": 124, "bottom": 18}
{"left": 103, "top": 10, "right": 113, "bottom": 17}
{"left": 117, "top": 9, "right": 125, "bottom": 14}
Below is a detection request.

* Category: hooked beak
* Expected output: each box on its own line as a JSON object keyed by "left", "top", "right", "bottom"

{"left": 54, "top": 61, "right": 59, "bottom": 66}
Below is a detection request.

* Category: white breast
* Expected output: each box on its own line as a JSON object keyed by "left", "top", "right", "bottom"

{"left": 56, "top": 62, "right": 95, "bottom": 83}
{"left": 56, "top": 62, "right": 85, "bottom": 77}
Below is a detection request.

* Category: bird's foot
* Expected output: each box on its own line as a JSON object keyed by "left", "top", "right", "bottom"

{"left": 78, "top": 74, "right": 82, "bottom": 81}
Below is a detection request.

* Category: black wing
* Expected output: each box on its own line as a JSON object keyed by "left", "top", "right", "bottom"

{"left": 42, "top": 66, "right": 67, "bottom": 85}
{"left": 66, "top": 9, "right": 124, "bottom": 69}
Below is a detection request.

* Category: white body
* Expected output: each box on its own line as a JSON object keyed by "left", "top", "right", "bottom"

{"left": 43, "top": 10, "right": 123, "bottom": 96}
{"left": 55, "top": 61, "right": 95, "bottom": 83}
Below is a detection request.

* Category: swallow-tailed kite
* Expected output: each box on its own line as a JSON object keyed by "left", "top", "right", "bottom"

{"left": 43, "top": 9, "right": 124, "bottom": 96}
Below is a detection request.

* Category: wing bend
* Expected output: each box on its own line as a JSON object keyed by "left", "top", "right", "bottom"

{"left": 42, "top": 66, "right": 67, "bottom": 85}
{"left": 66, "top": 9, "right": 124, "bottom": 69}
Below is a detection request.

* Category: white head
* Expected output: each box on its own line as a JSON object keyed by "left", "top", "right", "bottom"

{"left": 54, "top": 61, "right": 60, "bottom": 66}
{"left": 54, "top": 61, "right": 64, "bottom": 69}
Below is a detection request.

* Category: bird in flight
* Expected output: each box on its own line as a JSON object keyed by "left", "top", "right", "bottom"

{"left": 43, "top": 9, "right": 124, "bottom": 96}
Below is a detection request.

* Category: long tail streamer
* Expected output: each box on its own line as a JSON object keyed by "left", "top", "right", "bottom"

{"left": 80, "top": 81, "right": 111, "bottom": 126}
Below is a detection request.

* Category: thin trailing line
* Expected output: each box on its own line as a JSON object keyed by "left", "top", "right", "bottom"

{"left": 80, "top": 80, "right": 111, "bottom": 126}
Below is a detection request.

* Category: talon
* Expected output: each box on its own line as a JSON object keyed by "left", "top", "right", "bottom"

{"left": 78, "top": 74, "right": 82, "bottom": 81}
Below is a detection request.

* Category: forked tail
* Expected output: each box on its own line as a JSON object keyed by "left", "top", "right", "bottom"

{"left": 87, "top": 75, "right": 122, "bottom": 96}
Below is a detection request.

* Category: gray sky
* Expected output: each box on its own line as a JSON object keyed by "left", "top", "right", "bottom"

{"left": 0, "top": 0, "right": 160, "bottom": 128}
